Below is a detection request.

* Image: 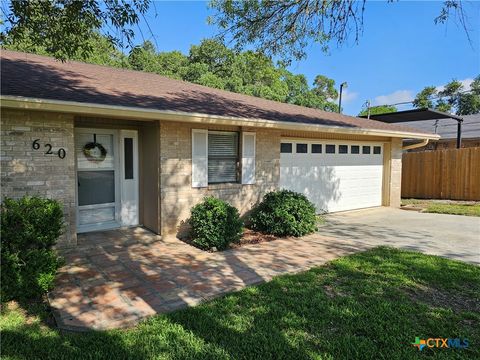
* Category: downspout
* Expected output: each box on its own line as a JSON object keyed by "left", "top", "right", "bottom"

{"left": 402, "top": 139, "right": 429, "bottom": 151}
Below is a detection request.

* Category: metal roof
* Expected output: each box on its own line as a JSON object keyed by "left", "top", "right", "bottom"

{"left": 361, "top": 108, "right": 464, "bottom": 123}
{"left": 362, "top": 109, "right": 480, "bottom": 140}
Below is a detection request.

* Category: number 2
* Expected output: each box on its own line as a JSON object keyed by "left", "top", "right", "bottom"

{"left": 45, "top": 143, "right": 53, "bottom": 154}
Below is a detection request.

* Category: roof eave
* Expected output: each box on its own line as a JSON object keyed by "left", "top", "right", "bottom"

{"left": 0, "top": 95, "right": 440, "bottom": 140}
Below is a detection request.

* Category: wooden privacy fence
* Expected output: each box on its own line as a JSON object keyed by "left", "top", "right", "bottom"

{"left": 402, "top": 147, "right": 480, "bottom": 201}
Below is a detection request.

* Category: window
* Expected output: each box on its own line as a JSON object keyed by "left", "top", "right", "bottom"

{"left": 124, "top": 138, "right": 134, "bottom": 179}
{"left": 281, "top": 143, "right": 292, "bottom": 153}
{"left": 311, "top": 144, "right": 322, "bottom": 153}
{"left": 208, "top": 132, "right": 239, "bottom": 184}
{"left": 78, "top": 171, "right": 115, "bottom": 206}
{"left": 339, "top": 145, "right": 348, "bottom": 154}
{"left": 351, "top": 145, "right": 360, "bottom": 154}
{"left": 373, "top": 146, "right": 382, "bottom": 154}
{"left": 362, "top": 146, "right": 371, "bottom": 154}
{"left": 296, "top": 143, "right": 308, "bottom": 153}
{"left": 326, "top": 144, "right": 336, "bottom": 154}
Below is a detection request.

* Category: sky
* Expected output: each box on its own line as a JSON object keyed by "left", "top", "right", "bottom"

{"left": 132, "top": 0, "right": 480, "bottom": 116}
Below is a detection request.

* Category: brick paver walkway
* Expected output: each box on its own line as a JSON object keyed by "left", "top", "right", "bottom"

{"left": 49, "top": 227, "right": 371, "bottom": 331}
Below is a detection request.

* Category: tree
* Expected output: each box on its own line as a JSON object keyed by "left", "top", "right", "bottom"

{"left": 3, "top": 31, "right": 129, "bottom": 68}
{"left": 155, "top": 51, "right": 189, "bottom": 79}
{"left": 4, "top": 30, "right": 341, "bottom": 113}
{"left": 210, "top": 0, "right": 473, "bottom": 61}
{"left": 1, "top": 0, "right": 150, "bottom": 61}
{"left": 128, "top": 41, "right": 158, "bottom": 72}
{"left": 210, "top": 0, "right": 365, "bottom": 61}
{"left": 413, "top": 77, "right": 480, "bottom": 115}
{"left": 189, "top": 39, "right": 234, "bottom": 79}
{"left": 413, "top": 86, "right": 438, "bottom": 109}
{"left": 458, "top": 76, "right": 480, "bottom": 115}
{"left": 358, "top": 105, "right": 397, "bottom": 117}
{"left": 283, "top": 72, "right": 310, "bottom": 105}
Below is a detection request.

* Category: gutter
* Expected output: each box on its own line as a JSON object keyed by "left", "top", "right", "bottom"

{"left": 402, "top": 139, "right": 430, "bottom": 151}
{"left": 0, "top": 95, "right": 440, "bottom": 140}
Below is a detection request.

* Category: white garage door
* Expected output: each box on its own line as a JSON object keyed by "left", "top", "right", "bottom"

{"left": 280, "top": 140, "right": 384, "bottom": 213}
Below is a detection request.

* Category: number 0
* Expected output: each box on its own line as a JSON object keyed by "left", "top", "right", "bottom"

{"left": 58, "top": 148, "right": 66, "bottom": 159}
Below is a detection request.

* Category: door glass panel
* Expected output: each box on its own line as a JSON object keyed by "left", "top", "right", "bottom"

{"left": 78, "top": 170, "right": 115, "bottom": 206}
{"left": 326, "top": 144, "right": 336, "bottom": 153}
{"left": 79, "top": 207, "right": 115, "bottom": 225}
{"left": 76, "top": 133, "right": 114, "bottom": 170}
{"left": 311, "top": 144, "right": 322, "bottom": 153}
{"left": 296, "top": 143, "right": 308, "bottom": 153}
{"left": 281, "top": 143, "right": 292, "bottom": 153}
{"left": 124, "top": 138, "right": 134, "bottom": 179}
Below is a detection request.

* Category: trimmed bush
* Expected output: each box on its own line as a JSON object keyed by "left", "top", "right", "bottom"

{"left": 1, "top": 196, "right": 64, "bottom": 301}
{"left": 190, "top": 197, "right": 244, "bottom": 251}
{"left": 249, "top": 190, "right": 317, "bottom": 237}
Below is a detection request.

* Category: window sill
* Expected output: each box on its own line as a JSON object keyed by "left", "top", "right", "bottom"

{"left": 207, "top": 182, "right": 243, "bottom": 190}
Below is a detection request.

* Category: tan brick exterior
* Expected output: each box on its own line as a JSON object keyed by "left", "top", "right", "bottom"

{"left": 1, "top": 109, "right": 77, "bottom": 246}
{"left": 159, "top": 121, "right": 280, "bottom": 236}
{"left": 389, "top": 138, "right": 403, "bottom": 208}
{"left": 1, "top": 109, "right": 404, "bottom": 245}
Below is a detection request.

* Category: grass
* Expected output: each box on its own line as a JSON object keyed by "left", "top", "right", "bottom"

{"left": 402, "top": 199, "right": 480, "bottom": 217}
{"left": 1, "top": 247, "right": 479, "bottom": 359}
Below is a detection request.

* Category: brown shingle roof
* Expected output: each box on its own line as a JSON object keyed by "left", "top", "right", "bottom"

{"left": 1, "top": 50, "right": 432, "bottom": 136}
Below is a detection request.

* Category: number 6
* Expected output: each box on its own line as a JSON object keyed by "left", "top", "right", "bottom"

{"left": 32, "top": 139, "right": 40, "bottom": 150}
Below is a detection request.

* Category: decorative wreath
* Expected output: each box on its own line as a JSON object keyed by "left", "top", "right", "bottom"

{"left": 83, "top": 142, "right": 107, "bottom": 162}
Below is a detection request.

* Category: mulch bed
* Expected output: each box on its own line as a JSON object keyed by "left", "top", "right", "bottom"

{"left": 230, "top": 229, "right": 280, "bottom": 248}
{"left": 179, "top": 228, "right": 283, "bottom": 251}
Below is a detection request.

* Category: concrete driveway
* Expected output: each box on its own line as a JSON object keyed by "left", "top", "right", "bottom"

{"left": 321, "top": 207, "right": 480, "bottom": 265}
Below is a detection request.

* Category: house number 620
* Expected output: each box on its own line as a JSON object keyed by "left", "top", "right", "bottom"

{"left": 32, "top": 139, "right": 66, "bottom": 159}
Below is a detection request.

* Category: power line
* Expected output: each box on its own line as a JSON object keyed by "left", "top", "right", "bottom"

{"left": 386, "top": 89, "right": 474, "bottom": 107}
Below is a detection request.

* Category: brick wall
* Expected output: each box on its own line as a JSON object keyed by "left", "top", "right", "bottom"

{"left": 389, "top": 138, "right": 403, "bottom": 208}
{"left": 159, "top": 121, "right": 280, "bottom": 236}
{"left": 1, "top": 109, "right": 76, "bottom": 246}
{"left": 159, "top": 120, "right": 404, "bottom": 237}
{"left": 0, "top": 109, "right": 404, "bottom": 245}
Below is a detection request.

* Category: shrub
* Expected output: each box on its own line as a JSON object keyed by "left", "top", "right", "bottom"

{"left": 249, "top": 190, "right": 317, "bottom": 237}
{"left": 190, "top": 197, "right": 244, "bottom": 251}
{"left": 1, "top": 196, "right": 64, "bottom": 301}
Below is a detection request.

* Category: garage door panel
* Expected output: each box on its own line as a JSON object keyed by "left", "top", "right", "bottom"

{"left": 280, "top": 140, "right": 384, "bottom": 213}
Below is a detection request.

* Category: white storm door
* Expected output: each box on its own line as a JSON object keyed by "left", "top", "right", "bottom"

{"left": 119, "top": 130, "right": 139, "bottom": 226}
{"left": 76, "top": 129, "right": 120, "bottom": 232}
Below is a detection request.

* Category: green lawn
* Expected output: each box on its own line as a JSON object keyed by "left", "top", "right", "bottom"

{"left": 402, "top": 199, "right": 480, "bottom": 217}
{"left": 1, "top": 247, "right": 479, "bottom": 359}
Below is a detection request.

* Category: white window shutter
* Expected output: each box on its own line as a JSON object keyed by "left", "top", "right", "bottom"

{"left": 242, "top": 132, "right": 256, "bottom": 184}
{"left": 192, "top": 129, "right": 208, "bottom": 187}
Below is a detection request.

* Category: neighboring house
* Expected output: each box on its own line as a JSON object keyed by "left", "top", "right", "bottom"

{"left": 0, "top": 50, "right": 438, "bottom": 246}
{"left": 368, "top": 111, "right": 480, "bottom": 151}
{"left": 406, "top": 113, "right": 480, "bottom": 150}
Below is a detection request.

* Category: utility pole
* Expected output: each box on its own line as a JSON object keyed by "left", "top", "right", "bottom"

{"left": 338, "top": 82, "right": 347, "bottom": 113}
{"left": 366, "top": 100, "right": 371, "bottom": 119}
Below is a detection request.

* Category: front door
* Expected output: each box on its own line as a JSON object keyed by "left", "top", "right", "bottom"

{"left": 75, "top": 128, "right": 139, "bottom": 233}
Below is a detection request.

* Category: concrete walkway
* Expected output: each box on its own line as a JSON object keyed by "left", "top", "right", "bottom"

{"left": 49, "top": 208, "right": 479, "bottom": 331}
{"left": 321, "top": 207, "right": 480, "bottom": 265}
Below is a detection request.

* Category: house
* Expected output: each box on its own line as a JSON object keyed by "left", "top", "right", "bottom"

{"left": 0, "top": 50, "right": 439, "bottom": 246}
{"left": 406, "top": 113, "right": 480, "bottom": 151}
